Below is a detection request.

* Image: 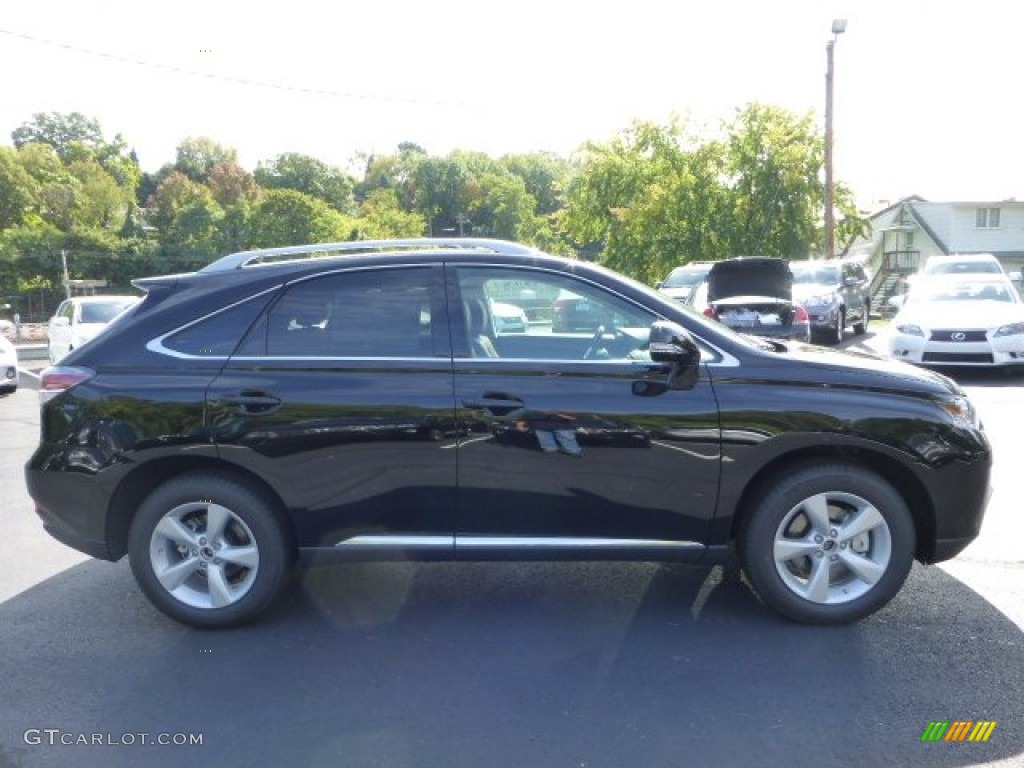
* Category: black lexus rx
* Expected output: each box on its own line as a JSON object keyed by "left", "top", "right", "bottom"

{"left": 26, "top": 238, "right": 992, "bottom": 628}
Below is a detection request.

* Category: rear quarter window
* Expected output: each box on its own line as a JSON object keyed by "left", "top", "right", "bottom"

{"left": 162, "top": 294, "right": 275, "bottom": 356}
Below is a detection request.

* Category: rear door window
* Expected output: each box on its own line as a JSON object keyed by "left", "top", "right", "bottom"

{"left": 238, "top": 267, "right": 440, "bottom": 358}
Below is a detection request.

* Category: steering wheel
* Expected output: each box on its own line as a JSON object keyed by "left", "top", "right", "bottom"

{"left": 582, "top": 325, "right": 606, "bottom": 360}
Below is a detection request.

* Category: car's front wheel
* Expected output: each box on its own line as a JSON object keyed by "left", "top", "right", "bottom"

{"left": 828, "top": 309, "right": 844, "bottom": 345}
{"left": 739, "top": 462, "right": 915, "bottom": 625}
{"left": 853, "top": 303, "right": 869, "bottom": 335}
{"left": 128, "top": 472, "right": 294, "bottom": 628}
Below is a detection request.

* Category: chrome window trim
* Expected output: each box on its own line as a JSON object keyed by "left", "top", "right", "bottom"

{"left": 148, "top": 263, "right": 435, "bottom": 361}
{"left": 147, "top": 284, "right": 283, "bottom": 361}
{"left": 147, "top": 259, "right": 741, "bottom": 367}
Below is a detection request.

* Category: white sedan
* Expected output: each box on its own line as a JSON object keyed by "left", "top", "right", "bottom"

{"left": 0, "top": 335, "right": 18, "bottom": 394}
{"left": 886, "top": 276, "right": 1024, "bottom": 367}
{"left": 48, "top": 295, "right": 139, "bottom": 364}
{"left": 490, "top": 300, "right": 528, "bottom": 334}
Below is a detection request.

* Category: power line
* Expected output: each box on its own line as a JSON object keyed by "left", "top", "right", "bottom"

{"left": 0, "top": 28, "right": 473, "bottom": 109}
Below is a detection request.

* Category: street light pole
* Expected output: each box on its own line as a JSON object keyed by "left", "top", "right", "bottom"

{"left": 824, "top": 18, "right": 846, "bottom": 260}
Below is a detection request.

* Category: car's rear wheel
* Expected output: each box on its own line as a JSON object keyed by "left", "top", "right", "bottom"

{"left": 738, "top": 462, "right": 914, "bottom": 625}
{"left": 128, "top": 472, "right": 294, "bottom": 628}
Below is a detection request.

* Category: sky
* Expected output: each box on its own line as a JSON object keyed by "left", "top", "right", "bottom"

{"left": 1, "top": 0, "right": 1022, "bottom": 212}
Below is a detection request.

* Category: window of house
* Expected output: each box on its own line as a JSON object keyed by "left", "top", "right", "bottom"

{"left": 976, "top": 208, "right": 1001, "bottom": 228}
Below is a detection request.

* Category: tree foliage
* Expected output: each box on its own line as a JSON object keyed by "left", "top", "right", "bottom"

{"left": 1, "top": 107, "right": 867, "bottom": 320}
{"left": 255, "top": 153, "right": 355, "bottom": 213}
{"left": 562, "top": 106, "right": 867, "bottom": 282}
{"left": 13, "top": 112, "right": 105, "bottom": 159}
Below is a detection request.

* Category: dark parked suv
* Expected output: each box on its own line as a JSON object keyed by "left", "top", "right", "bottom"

{"left": 27, "top": 239, "right": 991, "bottom": 628}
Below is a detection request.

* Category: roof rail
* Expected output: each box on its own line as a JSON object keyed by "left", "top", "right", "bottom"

{"left": 199, "top": 238, "right": 539, "bottom": 273}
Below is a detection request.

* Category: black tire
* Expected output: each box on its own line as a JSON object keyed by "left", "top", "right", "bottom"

{"left": 853, "top": 303, "right": 869, "bottom": 335}
{"left": 128, "top": 472, "right": 294, "bottom": 628}
{"left": 738, "top": 462, "right": 915, "bottom": 625}
{"left": 828, "top": 310, "right": 844, "bottom": 345}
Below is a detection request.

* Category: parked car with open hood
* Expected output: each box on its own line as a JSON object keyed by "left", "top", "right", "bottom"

{"left": 692, "top": 257, "right": 811, "bottom": 342}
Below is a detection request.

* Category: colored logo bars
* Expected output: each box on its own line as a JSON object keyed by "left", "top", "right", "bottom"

{"left": 921, "top": 721, "right": 997, "bottom": 742}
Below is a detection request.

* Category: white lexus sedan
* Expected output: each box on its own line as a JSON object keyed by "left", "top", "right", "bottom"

{"left": 887, "top": 275, "right": 1024, "bottom": 368}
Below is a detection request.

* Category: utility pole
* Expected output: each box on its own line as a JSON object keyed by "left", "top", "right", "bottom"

{"left": 824, "top": 19, "right": 847, "bottom": 260}
{"left": 61, "top": 249, "right": 71, "bottom": 299}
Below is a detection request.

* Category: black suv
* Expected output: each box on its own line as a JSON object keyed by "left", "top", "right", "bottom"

{"left": 790, "top": 259, "right": 872, "bottom": 344}
{"left": 27, "top": 239, "right": 991, "bottom": 628}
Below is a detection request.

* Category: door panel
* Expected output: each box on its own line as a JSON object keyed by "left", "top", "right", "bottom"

{"left": 450, "top": 266, "right": 721, "bottom": 551}
{"left": 207, "top": 265, "right": 458, "bottom": 551}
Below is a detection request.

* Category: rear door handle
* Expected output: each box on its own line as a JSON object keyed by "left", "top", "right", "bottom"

{"left": 462, "top": 398, "right": 524, "bottom": 410}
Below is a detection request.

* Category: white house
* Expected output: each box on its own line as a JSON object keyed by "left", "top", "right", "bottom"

{"left": 845, "top": 197, "right": 1024, "bottom": 307}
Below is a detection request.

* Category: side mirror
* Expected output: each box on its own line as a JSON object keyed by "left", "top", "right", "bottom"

{"left": 1009, "top": 271, "right": 1022, "bottom": 282}
{"left": 654, "top": 281, "right": 664, "bottom": 290}
{"left": 888, "top": 294, "right": 906, "bottom": 309}
{"left": 649, "top": 321, "right": 700, "bottom": 390}
{"left": 51, "top": 317, "right": 70, "bottom": 327}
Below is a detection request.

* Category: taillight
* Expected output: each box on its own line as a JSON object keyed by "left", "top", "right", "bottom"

{"left": 702, "top": 306, "right": 717, "bottom": 319}
{"left": 39, "top": 366, "right": 95, "bottom": 404}
{"left": 794, "top": 305, "right": 810, "bottom": 323}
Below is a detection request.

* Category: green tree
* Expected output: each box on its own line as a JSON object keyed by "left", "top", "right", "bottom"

{"left": 68, "top": 158, "right": 131, "bottom": 229}
{"left": 208, "top": 161, "right": 261, "bottom": 208}
{"left": 358, "top": 143, "right": 428, "bottom": 210}
{"left": 560, "top": 107, "right": 864, "bottom": 283}
{"left": 0, "top": 147, "right": 39, "bottom": 229}
{"left": 722, "top": 104, "right": 823, "bottom": 257}
{"left": 146, "top": 171, "right": 212, "bottom": 234}
{"left": 174, "top": 137, "right": 238, "bottom": 184}
{"left": 255, "top": 152, "right": 356, "bottom": 213}
{"left": 12, "top": 112, "right": 104, "bottom": 159}
{"left": 354, "top": 189, "right": 426, "bottom": 239}
{"left": 248, "top": 189, "right": 355, "bottom": 248}
{"left": 500, "top": 152, "right": 571, "bottom": 216}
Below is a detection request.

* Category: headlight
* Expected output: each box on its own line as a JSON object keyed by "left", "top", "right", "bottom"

{"left": 895, "top": 323, "right": 925, "bottom": 336}
{"left": 993, "top": 322, "right": 1024, "bottom": 337}
{"left": 937, "top": 395, "right": 980, "bottom": 429}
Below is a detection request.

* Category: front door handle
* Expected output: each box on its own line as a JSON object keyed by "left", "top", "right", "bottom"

{"left": 461, "top": 393, "right": 525, "bottom": 417}
{"left": 212, "top": 391, "right": 283, "bottom": 415}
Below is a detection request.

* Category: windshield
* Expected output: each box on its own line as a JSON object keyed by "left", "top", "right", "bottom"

{"left": 80, "top": 299, "right": 137, "bottom": 324}
{"left": 790, "top": 264, "right": 840, "bottom": 284}
{"left": 907, "top": 281, "right": 1016, "bottom": 304}
{"left": 662, "top": 266, "right": 710, "bottom": 288}
{"left": 922, "top": 260, "right": 1002, "bottom": 275}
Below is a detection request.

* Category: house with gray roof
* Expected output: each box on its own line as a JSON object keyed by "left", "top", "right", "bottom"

{"left": 844, "top": 197, "right": 1024, "bottom": 311}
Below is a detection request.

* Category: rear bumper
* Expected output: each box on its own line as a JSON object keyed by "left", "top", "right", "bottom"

{"left": 25, "top": 459, "right": 119, "bottom": 562}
